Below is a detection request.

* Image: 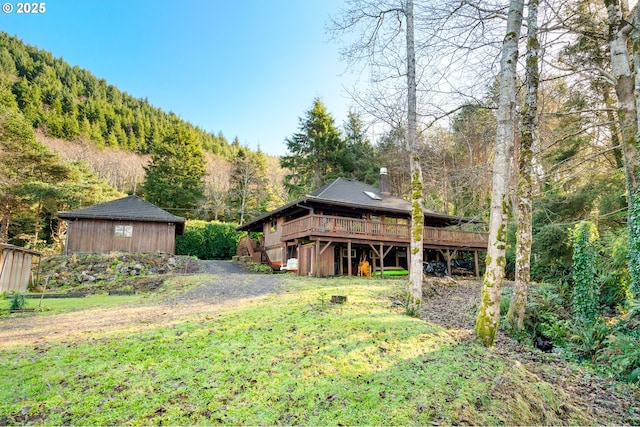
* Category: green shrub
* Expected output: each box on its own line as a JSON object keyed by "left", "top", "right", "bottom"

{"left": 239, "top": 261, "right": 273, "bottom": 274}
{"left": 595, "top": 229, "right": 631, "bottom": 312}
{"left": 521, "top": 282, "right": 572, "bottom": 344}
{"left": 9, "top": 293, "right": 26, "bottom": 311}
{"left": 601, "top": 333, "right": 640, "bottom": 382}
{"left": 500, "top": 287, "right": 513, "bottom": 316}
{"left": 176, "top": 220, "right": 243, "bottom": 260}
{"left": 597, "top": 300, "right": 640, "bottom": 382}
{"left": 567, "top": 319, "right": 610, "bottom": 361}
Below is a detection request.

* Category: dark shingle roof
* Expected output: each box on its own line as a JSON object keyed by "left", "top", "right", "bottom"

{"left": 57, "top": 195, "right": 185, "bottom": 233}
{"left": 308, "top": 177, "right": 411, "bottom": 213}
{"left": 237, "top": 177, "right": 472, "bottom": 231}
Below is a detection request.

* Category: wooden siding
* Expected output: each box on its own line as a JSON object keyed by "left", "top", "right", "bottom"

{"left": 281, "top": 214, "right": 488, "bottom": 249}
{"left": 262, "top": 218, "right": 284, "bottom": 264}
{"left": 0, "top": 247, "right": 36, "bottom": 293}
{"left": 65, "top": 219, "right": 177, "bottom": 254}
{"left": 317, "top": 243, "right": 336, "bottom": 277}
{"left": 299, "top": 244, "right": 313, "bottom": 276}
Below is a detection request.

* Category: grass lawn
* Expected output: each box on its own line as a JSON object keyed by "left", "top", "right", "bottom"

{"left": 0, "top": 277, "right": 591, "bottom": 425}
{"left": 1, "top": 294, "right": 143, "bottom": 314}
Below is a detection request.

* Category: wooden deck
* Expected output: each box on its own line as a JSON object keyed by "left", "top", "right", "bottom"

{"left": 281, "top": 214, "right": 488, "bottom": 249}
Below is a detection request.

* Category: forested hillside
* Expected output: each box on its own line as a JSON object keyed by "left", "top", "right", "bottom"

{"left": 0, "top": 32, "right": 232, "bottom": 156}
{"left": 0, "top": 32, "right": 288, "bottom": 249}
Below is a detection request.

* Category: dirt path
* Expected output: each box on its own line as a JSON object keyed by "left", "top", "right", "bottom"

{"left": 0, "top": 260, "right": 289, "bottom": 347}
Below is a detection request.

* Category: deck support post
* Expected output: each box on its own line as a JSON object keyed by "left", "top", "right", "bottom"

{"left": 315, "top": 240, "right": 320, "bottom": 277}
{"left": 380, "top": 243, "right": 384, "bottom": 279}
{"left": 282, "top": 242, "right": 287, "bottom": 268}
{"left": 474, "top": 250, "right": 480, "bottom": 277}
{"left": 347, "top": 240, "right": 352, "bottom": 277}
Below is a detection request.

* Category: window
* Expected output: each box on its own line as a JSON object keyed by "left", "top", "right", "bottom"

{"left": 270, "top": 220, "right": 277, "bottom": 233}
{"left": 363, "top": 191, "right": 382, "bottom": 200}
{"left": 114, "top": 224, "right": 133, "bottom": 237}
{"left": 342, "top": 248, "right": 356, "bottom": 258}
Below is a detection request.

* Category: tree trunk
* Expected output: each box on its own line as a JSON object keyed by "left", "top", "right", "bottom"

{"left": 32, "top": 198, "right": 42, "bottom": 248}
{"left": 628, "top": 3, "right": 640, "bottom": 299}
{"left": 507, "top": 0, "right": 539, "bottom": 332}
{"left": 0, "top": 213, "right": 9, "bottom": 244}
{"left": 0, "top": 197, "right": 10, "bottom": 244}
{"left": 605, "top": 0, "right": 638, "bottom": 201}
{"left": 475, "top": 0, "right": 524, "bottom": 346}
{"left": 406, "top": 0, "right": 424, "bottom": 311}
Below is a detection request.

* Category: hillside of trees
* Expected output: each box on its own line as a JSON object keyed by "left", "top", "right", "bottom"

{"left": 0, "top": 32, "right": 293, "bottom": 247}
{"left": 0, "top": 32, "right": 233, "bottom": 156}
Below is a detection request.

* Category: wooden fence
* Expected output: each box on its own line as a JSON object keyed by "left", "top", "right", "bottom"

{"left": 0, "top": 244, "right": 40, "bottom": 293}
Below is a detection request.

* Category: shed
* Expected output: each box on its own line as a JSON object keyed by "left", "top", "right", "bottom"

{"left": 0, "top": 244, "right": 40, "bottom": 293}
{"left": 57, "top": 195, "right": 186, "bottom": 254}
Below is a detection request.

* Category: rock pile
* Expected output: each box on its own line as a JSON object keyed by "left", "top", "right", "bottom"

{"left": 33, "top": 252, "right": 192, "bottom": 294}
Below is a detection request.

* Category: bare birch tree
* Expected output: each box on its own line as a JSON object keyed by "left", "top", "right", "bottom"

{"left": 330, "top": 0, "right": 424, "bottom": 309}
{"left": 405, "top": 0, "right": 424, "bottom": 309}
{"left": 599, "top": 0, "right": 640, "bottom": 298}
{"left": 604, "top": 0, "right": 638, "bottom": 201}
{"left": 506, "top": 0, "right": 540, "bottom": 332}
{"left": 475, "top": 0, "right": 524, "bottom": 346}
{"left": 204, "top": 153, "right": 232, "bottom": 221}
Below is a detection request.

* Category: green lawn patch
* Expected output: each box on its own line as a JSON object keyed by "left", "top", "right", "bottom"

{"left": 0, "top": 278, "right": 590, "bottom": 425}
{"left": 1, "top": 294, "right": 142, "bottom": 316}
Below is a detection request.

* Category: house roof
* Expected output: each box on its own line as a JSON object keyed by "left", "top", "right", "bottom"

{"left": 237, "top": 177, "right": 476, "bottom": 232}
{"left": 57, "top": 195, "right": 186, "bottom": 234}
{"left": 308, "top": 177, "right": 411, "bottom": 213}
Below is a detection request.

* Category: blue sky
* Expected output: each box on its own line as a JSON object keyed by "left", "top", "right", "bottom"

{"left": 1, "top": 0, "right": 360, "bottom": 155}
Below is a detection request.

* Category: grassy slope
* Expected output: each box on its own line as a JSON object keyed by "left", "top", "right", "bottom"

{"left": 0, "top": 278, "right": 594, "bottom": 425}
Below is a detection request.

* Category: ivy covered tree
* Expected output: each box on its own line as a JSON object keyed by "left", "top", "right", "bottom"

{"left": 280, "top": 98, "right": 346, "bottom": 198}
{"left": 571, "top": 221, "right": 600, "bottom": 324}
{"left": 142, "top": 123, "right": 205, "bottom": 217}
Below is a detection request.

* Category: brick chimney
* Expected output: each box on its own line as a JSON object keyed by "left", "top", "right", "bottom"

{"left": 379, "top": 167, "right": 391, "bottom": 196}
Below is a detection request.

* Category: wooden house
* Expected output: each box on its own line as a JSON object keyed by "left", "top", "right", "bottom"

{"left": 57, "top": 195, "right": 185, "bottom": 255}
{"left": 0, "top": 244, "right": 40, "bottom": 293}
{"left": 236, "top": 171, "right": 488, "bottom": 277}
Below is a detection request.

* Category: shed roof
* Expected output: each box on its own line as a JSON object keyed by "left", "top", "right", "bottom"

{"left": 57, "top": 195, "right": 186, "bottom": 234}
{"left": 0, "top": 243, "right": 41, "bottom": 256}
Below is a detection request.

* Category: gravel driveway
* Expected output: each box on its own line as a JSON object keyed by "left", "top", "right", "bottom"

{"left": 0, "top": 260, "right": 290, "bottom": 347}
{"left": 168, "top": 259, "right": 290, "bottom": 303}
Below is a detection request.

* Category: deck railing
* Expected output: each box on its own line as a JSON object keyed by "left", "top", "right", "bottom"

{"left": 281, "top": 214, "right": 488, "bottom": 248}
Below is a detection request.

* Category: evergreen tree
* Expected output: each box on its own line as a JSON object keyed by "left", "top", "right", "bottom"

{"left": 280, "top": 98, "right": 346, "bottom": 197}
{"left": 341, "top": 110, "right": 379, "bottom": 185}
{"left": 143, "top": 123, "right": 205, "bottom": 217}
{"left": 0, "top": 32, "right": 237, "bottom": 160}
{"left": 0, "top": 105, "right": 70, "bottom": 244}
